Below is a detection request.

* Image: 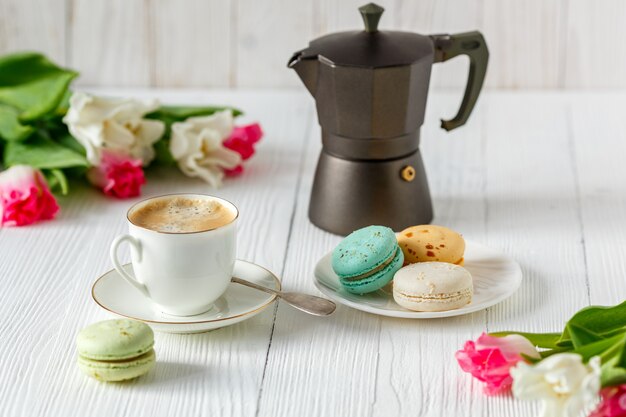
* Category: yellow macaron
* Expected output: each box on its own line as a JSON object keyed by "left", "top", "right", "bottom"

{"left": 397, "top": 225, "right": 465, "bottom": 265}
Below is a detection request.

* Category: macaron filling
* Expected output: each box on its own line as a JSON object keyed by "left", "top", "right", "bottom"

{"left": 342, "top": 247, "right": 399, "bottom": 282}
{"left": 78, "top": 349, "right": 156, "bottom": 382}
{"left": 340, "top": 246, "right": 404, "bottom": 294}
{"left": 395, "top": 288, "right": 472, "bottom": 303}
{"left": 78, "top": 349, "right": 155, "bottom": 365}
{"left": 78, "top": 349, "right": 154, "bottom": 364}
{"left": 78, "top": 340, "right": 155, "bottom": 361}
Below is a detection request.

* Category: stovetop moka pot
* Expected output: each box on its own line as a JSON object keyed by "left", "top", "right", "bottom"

{"left": 289, "top": 3, "right": 489, "bottom": 236}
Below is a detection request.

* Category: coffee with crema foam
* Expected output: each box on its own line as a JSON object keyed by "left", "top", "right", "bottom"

{"left": 130, "top": 197, "right": 236, "bottom": 233}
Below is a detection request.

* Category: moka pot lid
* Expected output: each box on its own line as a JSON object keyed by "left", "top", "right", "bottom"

{"left": 295, "top": 3, "right": 434, "bottom": 68}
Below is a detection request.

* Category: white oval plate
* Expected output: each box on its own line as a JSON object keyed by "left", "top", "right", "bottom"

{"left": 313, "top": 240, "right": 522, "bottom": 318}
{"left": 92, "top": 260, "right": 280, "bottom": 333}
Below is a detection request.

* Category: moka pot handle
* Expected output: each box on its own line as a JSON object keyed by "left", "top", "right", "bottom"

{"left": 431, "top": 31, "right": 489, "bottom": 131}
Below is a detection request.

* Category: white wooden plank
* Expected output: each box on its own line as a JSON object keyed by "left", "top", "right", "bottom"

{"left": 0, "top": 0, "right": 66, "bottom": 64}
{"left": 236, "top": 0, "right": 314, "bottom": 88}
{"left": 256, "top": 105, "right": 384, "bottom": 417}
{"left": 481, "top": 93, "right": 590, "bottom": 324}
{"left": 0, "top": 90, "right": 312, "bottom": 417}
{"left": 70, "top": 0, "right": 152, "bottom": 86}
{"left": 569, "top": 94, "right": 626, "bottom": 304}
{"left": 481, "top": 0, "right": 564, "bottom": 89}
{"left": 565, "top": 0, "right": 626, "bottom": 88}
{"left": 481, "top": 93, "right": 589, "bottom": 416}
{"left": 152, "top": 0, "right": 231, "bottom": 87}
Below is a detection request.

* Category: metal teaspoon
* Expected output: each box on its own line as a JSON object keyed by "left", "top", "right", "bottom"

{"left": 231, "top": 277, "right": 336, "bottom": 316}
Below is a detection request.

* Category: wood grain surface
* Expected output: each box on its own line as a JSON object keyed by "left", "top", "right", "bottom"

{"left": 1, "top": 90, "right": 625, "bottom": 417}
{"left": 1, "top": 0, "right": 626, "bottom": 89}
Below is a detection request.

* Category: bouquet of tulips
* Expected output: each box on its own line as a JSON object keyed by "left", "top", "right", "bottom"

{"left": 457, "top": 301, "right": 626, "bottom": 417}
{"left": 0, "top": 52, "right": 262, "bottom": 227}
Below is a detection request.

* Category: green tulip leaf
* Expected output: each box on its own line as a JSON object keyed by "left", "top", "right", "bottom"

{"left": 489, "top": 331, "right": 562, "bottom": 349}
{"left": 558, "top": 301, "right": 626, "bottom": 346}
{"left": 568, "top": 323, "right": 605, "bottom": 349}
{"left": 54, "top": 88, "right": 73, "bottom": 116}
{"left": 0, "top": 72, "right": 77, "bottom": 122}
{"left": 538, "top": 346, "right": 572, "bottom": 359}
{"left": 0, "top": 52, "right": 69, "bottom": 85}
{"left": 4, "top": 134, "right": 88, "bottom": 169}
{"left": 0, "top": 52, "right": 78, "bottom": 121}
{"left": 147, "top": 105, "right": 243, "bottom": 137}
{"left": 572, "top": 333, "right": 625, "bottom": 362}
{"left": 0, "top": 104, "right": 35, "bottom": 141}
{"left": 147, "top": 105, "right": 242, "bottom": 122}
{"left": 55, "top": 131, "right": 86, "bottom": 156}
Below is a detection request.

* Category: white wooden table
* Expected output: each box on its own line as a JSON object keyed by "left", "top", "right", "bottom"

{"left": 1, "top": 89, "right": 625, "bottom": 417}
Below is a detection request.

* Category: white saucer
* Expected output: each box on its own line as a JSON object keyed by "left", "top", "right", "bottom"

{"left": 314, "top": 240, "right": 522, "bottom": 319}
{"left": 92, "top": 260, "right": 280, "bottom": 333}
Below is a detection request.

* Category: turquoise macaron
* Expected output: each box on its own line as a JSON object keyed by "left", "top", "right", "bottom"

{"left": 76, "top": 319, "right": 155, "bottom": 382}
{"left": 332, "top": 225, "right": 404, "bottom": 294}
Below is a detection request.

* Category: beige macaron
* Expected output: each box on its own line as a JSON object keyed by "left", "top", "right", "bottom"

{"left": 397, "top": 225, "right": 465, "bottom": 265}
{"left": 392, "top": 262, "right": 473, "bottom": 312}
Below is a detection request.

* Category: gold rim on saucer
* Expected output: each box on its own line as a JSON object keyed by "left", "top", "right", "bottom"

{"left": 91, "top": 260, "right": 281, "bottom": 325}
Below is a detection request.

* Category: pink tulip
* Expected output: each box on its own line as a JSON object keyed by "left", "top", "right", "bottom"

{"left": 0, "top": 165, "right": 59, "bottom": 227}
{"left": 223, "top": 123, "right": 263, "bottom": 176}
{"left": 589, "top": 385, "right": 626, "bottom": 417}
{"left": 87, "top": 151, "right": 145, "bottom": 199}
{"left": 456, "top": 333, "right": 540, "bottom": 395}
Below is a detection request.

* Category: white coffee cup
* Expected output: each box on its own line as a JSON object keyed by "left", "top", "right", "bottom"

{"left": 110, "top": 194, "right": 238, "bottom": 316}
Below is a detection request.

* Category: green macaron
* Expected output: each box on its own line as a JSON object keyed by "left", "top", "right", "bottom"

{"left": 76, "top": 319, "right": 155, "bottom": 382}
{"left": 332, "top": 225, "right": 404, "bottom": 294}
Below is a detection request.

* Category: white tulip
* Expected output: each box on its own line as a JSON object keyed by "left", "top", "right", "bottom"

{"left": 169, "top": 110, "right": 242, "bottom": 188}
{"left": 63, "top": 92, "right": 165, "bottom": 166}
{"left": 511, "top": 353, "right": 600, "bottom": 417}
